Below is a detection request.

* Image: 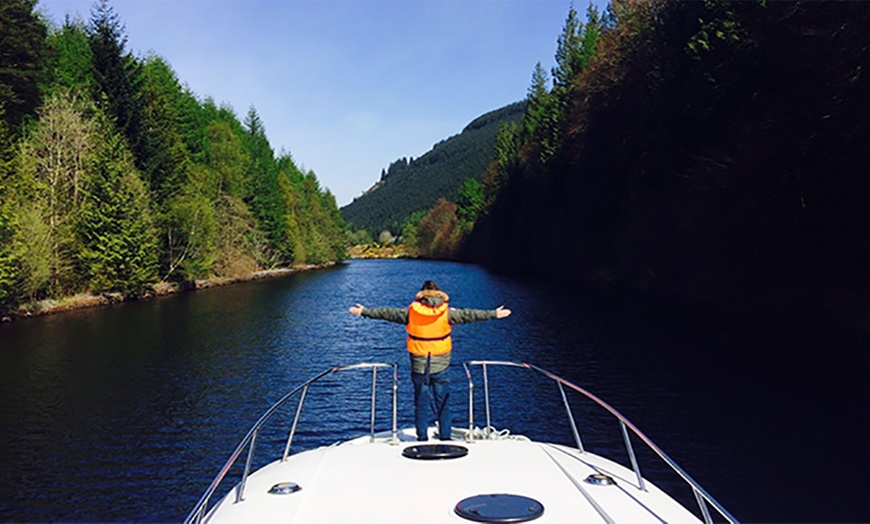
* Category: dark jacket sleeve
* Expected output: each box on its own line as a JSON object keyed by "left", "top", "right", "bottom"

{"left": 447, "top": 308, "right": 498, "bottom": 325}
{"left": 361, "top": 307, "right": 409, "bottom": 325}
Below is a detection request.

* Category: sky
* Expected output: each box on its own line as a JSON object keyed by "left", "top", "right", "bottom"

{"left": 37, "top": 0, "right": 606, "bottom": 207}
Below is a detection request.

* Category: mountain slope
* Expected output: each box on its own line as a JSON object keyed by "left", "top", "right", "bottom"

{"left": 341, "top": 101, "right": 525, "bottom": 235}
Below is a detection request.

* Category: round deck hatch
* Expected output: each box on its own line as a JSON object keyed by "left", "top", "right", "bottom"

{"left": 402, "top": 443, "right": 468, "bottom": 460}
{"left": 455, "top": 493, "right": 544, "bottom": 522}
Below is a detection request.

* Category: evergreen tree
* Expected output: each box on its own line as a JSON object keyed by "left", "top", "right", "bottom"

{"left": 523, "top": 63, "right": 551, "bottom": 135}
{"left": 552, "top": 4, "right": 584, "bottom": 93}
{"left": 76, "top": 113, "right": 158, "bottom": 295}
{"left": 480, "top": 120, "right": 520, "bottom": 228}
{"left": 243, "top": 106, "right": 285, "bottom": 260}
{"left": 44, "top": 17, "right": 95, "bottom": 94}
{"left": 580, "top": 4, "right": 603, "bottom": 70}
{"left": 175, "top": 87, "right": 209, "bottom": 165}
{"left": 204, "top": 119, "right": 261, "bottom": 276}
{"left": 88, "top": 0, "right": 144, "bottom": 167}
{"left": 139, "top": 54, "right": 190, "bottom": 202}
{"left": 0, "top": 0, "right": 47, "bottom": 132}
{"left": 206, "top": 119, "right": 246, "bottom": 197}
{"left": 456, "top": 178, "right": 484, "bottom": 229}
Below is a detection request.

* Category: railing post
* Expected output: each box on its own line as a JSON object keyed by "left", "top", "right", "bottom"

{"left": 468, "top": 378, "right": 475, "bottom": 440}
{"left": 283, "top": 384, "right": 309, "bottom": 461}
{"left": 558, "top": 381, "right": 584, "bottom": 453}
{"left": 694, "top": 488, "right": 714, "bottom": 524}
{"left": 483, "top": 362, "right": 491, "bottom": 437}
{"left": 237, "top": 429, "right": 258, "bottom": 503}
{"left": 620, "top": 420, "right": 646, "bottom": 491}
{"left": 370, "top": 366, "right": 378, "bottom": 442}
{"left": 391, "top": 364, "right": 398, "bottom": 443}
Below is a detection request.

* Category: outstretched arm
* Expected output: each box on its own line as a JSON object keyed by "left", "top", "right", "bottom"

{"left": 348, "top": 305, "right": 409, "bottom": 324}
{"left": 448, "top": 305, "right": 512, "bottom": 324}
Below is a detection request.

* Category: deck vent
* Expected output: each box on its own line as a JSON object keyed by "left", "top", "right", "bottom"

{"left": 455, "top": 493, "right": 544, "bottom": 522}
{"left": 268, "top": 482, "right": 301, "bottom": 495}
{"left": 402, "top": 443, "right": 468, "bottom": 460}
{"left": 584, "top": 474, "right": 616, "bottom": 486}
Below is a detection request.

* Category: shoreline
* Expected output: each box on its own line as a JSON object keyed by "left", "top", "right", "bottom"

{"left": 1, "top": 262, "right": 337, "bottom": 322}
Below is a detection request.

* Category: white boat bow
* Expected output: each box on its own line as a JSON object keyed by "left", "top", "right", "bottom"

{"left": 185, "top": 361, "right": 738, "bottom": 524}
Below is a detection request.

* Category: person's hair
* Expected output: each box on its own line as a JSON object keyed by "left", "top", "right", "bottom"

{"left": 421, "top": 280, "right": 439, "bottom": 291}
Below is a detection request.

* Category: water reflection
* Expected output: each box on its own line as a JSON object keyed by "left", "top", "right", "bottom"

{"left": 0, "top": 259, "right": 866, "bottom": 522}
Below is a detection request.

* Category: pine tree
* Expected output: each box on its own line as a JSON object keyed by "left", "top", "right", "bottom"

{"left": 45, "top": 17, "right": 95, "bottom": 94}
{"left": 88, "top": 0, "right": 145, "bottom": 167}
{"left": 456, "top": 178, "right": 484, "bottom": 229}
{"left": 139, "top": 55, "right": 190, "bottom": 202}
{"left": 0, "top": 0, "right": 47, "bottom": 132}
{"left": 552, "top": 4, "right": 584, "bottom": 94}
{"left": 243, "top": 106, "right": 285, "bottom": 261}
{"left": 523, "top": 63, "right": 554, "bottom": 141}
{"left": 77, "top": 114, "right": 158, "bottom": 295}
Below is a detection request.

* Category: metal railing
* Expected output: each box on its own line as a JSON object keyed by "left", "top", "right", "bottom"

{"left": 461, "top": 360, "right": 738, "bottom": 524}
{"left": 184, "top": 363, "right": 398, "bottom": 524}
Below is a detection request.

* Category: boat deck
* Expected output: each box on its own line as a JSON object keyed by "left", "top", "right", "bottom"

{"left": 205, "top": 428, "right": 701, "bottom": 523}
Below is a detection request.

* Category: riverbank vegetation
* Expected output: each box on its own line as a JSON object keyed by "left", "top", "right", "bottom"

{"left": 360, "top": 0, "right": 870, "bottom": 337}
{"left": 0, "top": 0, "right": 346, "bottom": 315}
{"left": 463, "top": 0, "right": 870, "bottom": 337}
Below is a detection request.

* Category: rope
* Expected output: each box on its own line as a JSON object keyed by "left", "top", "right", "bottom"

{"left": 465, "top": 426, "right": 531, "bottom": 441}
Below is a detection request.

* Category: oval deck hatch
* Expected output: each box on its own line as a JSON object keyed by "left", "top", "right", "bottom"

{"left": 455, "top": 493, "right": 544, "bottom": 523}
{"left": 402, "top": 443, "right": 468, "bottom": 460}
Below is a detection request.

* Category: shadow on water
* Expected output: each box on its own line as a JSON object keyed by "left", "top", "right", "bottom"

{"left": 0, "top": 259, "right": 867, "bottom": 522}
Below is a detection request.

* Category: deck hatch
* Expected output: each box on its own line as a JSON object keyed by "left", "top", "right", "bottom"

{"left": 454, "top": 493, "right": 544, "bottom": 522}
{"left": 402, "top": 443, "right": 468, "bottom": 460}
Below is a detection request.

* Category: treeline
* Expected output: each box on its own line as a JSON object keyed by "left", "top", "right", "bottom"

{"left": 340, "top": 101, "right": 525, "bottom": 238}
{"left": 0, "top": 0, "right": 346, "bottom": 314}
{"left": 464, "top": 0, "right": 870, "bottom": 334}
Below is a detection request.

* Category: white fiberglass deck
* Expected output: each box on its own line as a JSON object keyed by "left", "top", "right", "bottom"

{"left": 187, "top": 362, "right": 737, "bottom": 524}
{"left": 204, "top": 428, "right": 701, "bottom": 523}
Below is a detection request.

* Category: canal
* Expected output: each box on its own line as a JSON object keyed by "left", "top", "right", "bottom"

{"left": 0, "top": 259, "right": 866, "bottom": 522}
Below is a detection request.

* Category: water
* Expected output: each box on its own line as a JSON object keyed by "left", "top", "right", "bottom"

{"left": 0, "top": 259, "right": 867, "bottom": 522}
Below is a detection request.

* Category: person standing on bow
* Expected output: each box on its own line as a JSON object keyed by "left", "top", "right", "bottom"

{"left": 349, "top": 280, "right": 511, "bottom": 441}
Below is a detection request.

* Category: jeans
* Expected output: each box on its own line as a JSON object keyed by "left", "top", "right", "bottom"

{"left": 411, "top": 369, "right": 451, "bottom": 441}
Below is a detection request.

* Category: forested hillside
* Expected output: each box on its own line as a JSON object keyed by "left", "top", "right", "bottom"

{"left": 465, "top": 0, "right": 870, "bottom": 336}
{"left": 340, "top": 101, "right": 525, "bottom": 237}
{"left": 0, "top": 0, "right": 346, "bottom": 314}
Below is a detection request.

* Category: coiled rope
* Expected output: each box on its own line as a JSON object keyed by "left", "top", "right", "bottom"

{"left": 465, "top": 426, "right": 531, "bottom": 441}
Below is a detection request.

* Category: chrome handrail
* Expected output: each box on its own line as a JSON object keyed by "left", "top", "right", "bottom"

{"left": 461, "top": 360, "right": 738, "bottom": 524}
{"left": 184, "top": 362, "right": 398, "bottom": 524}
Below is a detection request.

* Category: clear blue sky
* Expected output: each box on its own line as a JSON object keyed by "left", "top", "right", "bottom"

{"left": 37, "top": 0, "right": 606, "bottom": 207}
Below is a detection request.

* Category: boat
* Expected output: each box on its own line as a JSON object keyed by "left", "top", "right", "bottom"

{"left": 184, "top": 361, "right": 738, "bottom": 523}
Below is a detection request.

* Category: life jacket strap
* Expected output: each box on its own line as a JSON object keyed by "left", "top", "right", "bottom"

{"left": 408, "top": 332, "right": 452, "bottom": 342}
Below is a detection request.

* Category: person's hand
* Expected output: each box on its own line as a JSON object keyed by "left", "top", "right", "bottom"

{"left": 495, "top": 306, "right": 511, "bottom": 319}
{"left": 349, "top": 304, "right": 365, "bottom": 316}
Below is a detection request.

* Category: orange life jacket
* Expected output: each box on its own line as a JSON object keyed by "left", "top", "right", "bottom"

{"left": 406, "top": 301, "right": 452, "bottom": 356}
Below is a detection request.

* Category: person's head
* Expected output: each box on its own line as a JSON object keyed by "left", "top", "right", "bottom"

{"left": 421, "top": 280, "right": 439, "bottom": 291}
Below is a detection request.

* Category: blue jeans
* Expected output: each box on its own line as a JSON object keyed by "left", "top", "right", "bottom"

{"left": 411, "top": 369, "right": 451, "bottom": 441}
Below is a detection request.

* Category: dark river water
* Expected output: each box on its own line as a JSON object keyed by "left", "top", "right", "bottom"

{"left": 0, "top": 259, "right": 867, "bottom": 522}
